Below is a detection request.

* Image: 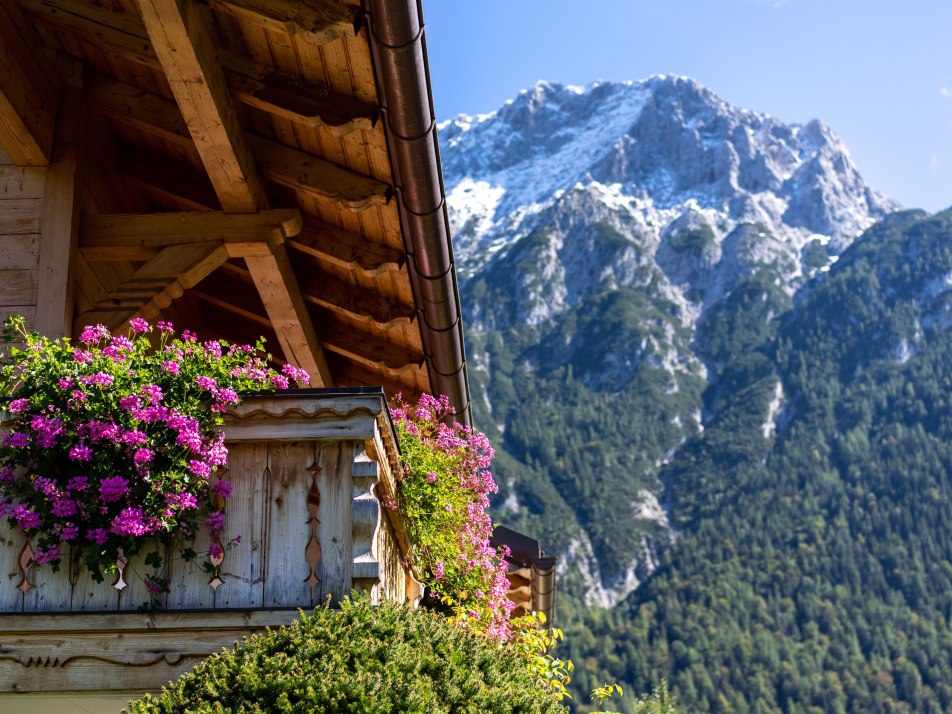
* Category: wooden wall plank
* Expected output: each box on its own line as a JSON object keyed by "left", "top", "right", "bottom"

{"left": 0, "top": 200, "right": 43, "bottom": 233}
{"left": 212, "top": 440, "right": 266, "bottom": 609}
{"left": 261, "top": 440, "right": 320, "bottom": 608}
{"left": 0, "top": 166, "right": 46, "bottom": 198}
{"left": 0, "top": 234, "right": 39, "bottom": 269}
{"left": 0, "top": 270, "right": 37, "bottom": 305}
{"left": 316, "top": 440, "right": 354, "bottom": 600}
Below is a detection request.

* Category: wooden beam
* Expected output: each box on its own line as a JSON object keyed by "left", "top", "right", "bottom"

{"left": 247, "top": 134, "right": 391, "bottom": 210}
{"left": 309, "top": 307, "right": 424, "bottom": 375}
{"left": 206, "top": 0, "right": 359, "bottom": 43}
{"left": 246, "top": 239, "right": 333, "bottom": 387}
{"left": 35, "top": 57, "right": 84, "bottom": 337}
{"left": 104, "top": 0, "right": 332, "bottom": 385}
{"left": 289, "top": 218, "right": 403, "bottom": 277}
{"left": 136, "top": 0, "right": 264, "bottom": 213}
{"left": 0, "top": 0, "right": 59, "bottom": 165}
{"left": 79, "top": 209, "right": 303, "bottom": 260}
{"left": 87, "top": 74, "right": 391, "bottom": 210}
{"left": 300, "top": 271, "right": 413, "bottom": 330}
{"left": 22, "top": 0, "right": 375, "bottom": 135}
{"left": 221, "top": 57, "right": 375, "bottom": 135}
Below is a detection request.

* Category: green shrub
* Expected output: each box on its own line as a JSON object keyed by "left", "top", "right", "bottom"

{"left": 125, "top": 596, "right": 566, "bottom": 714}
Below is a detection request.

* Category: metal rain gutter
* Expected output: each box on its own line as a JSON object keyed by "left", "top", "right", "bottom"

{"left": 362, "top": 0, "right": 472, "bottom": 427}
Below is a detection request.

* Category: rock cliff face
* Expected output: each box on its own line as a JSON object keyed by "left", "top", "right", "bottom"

{"left": 441, "top": 77, "right": 898, "bottom": 605}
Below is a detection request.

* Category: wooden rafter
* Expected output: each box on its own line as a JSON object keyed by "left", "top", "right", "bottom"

{"left": 135, "top": 0, "right": 332, "bottom": 388}
{"left": 0, "top": 0, "right": 59, "bottom": 165}
{"left": 21, "top": 0, "right": 375, "bottom": 135}
{"left": 216, "top": 256, "right": 409, "bottom": 335}
{"left": 247, "top": 134, "right": 391, "bottom": 210}
{"left": 327, "top": 355, "right": 421, "bottom": 403}
{"left": 87, "top": 74, "right": 391, "bottom": 210}
{"left": 289, "top": 218, "right": 403, "bottom": 278}
{"left": 116, "top": 144, "right": 222, "bottom": 212}
{"left": 319, "top": 318, "right": 425, "bottom": 378}
{"left": 136, "top": 0, "right": 264, "bottom": 213}
{"left": 79, "top": 209, "right": 302, "bottom": 261}
{"left": 300, "top": 271, "right": 413, "bottom": 330}
{"left": 206, "top": 0, "right": 359, "bottom": 42}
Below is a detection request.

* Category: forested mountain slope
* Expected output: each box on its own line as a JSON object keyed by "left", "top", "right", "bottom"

{"left": 562, "top": 209, "right": 952, "bottom": 712}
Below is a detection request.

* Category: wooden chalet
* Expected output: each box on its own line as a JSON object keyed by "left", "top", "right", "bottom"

{"left": 0, "top": 0, "right": 470, "bottom": 421}
{"left": 0, "top": 0, "right": 473, "bottom": 707}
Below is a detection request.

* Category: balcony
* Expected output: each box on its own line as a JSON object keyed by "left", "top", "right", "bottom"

{"left": 0, "top": 388, "right": 417, "bottom": 700}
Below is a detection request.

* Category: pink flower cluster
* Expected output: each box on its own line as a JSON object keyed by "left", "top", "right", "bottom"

{"left": 0, "top": 315, "right": 308, "bottom": 579}
{"left": 390, "top": 393, "right": 514, "bottom": 641}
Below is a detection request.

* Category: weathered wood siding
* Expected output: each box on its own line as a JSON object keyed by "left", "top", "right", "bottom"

{"left": 0, "top": 149, "right": 43, "bottom": 330}
{"left": 0, "top": 407, "right": 413, "bottom": 611}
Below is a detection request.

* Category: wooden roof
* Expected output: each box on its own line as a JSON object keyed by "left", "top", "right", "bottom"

{"left": 0, "top": 0, "right": 471, "bottom": 422}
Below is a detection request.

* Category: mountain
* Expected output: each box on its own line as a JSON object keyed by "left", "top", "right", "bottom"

{"left": 438, "top": 77, "right": 952, "bottom": 712}
{"left": 441, "top": 76, "right": 898, "bottom": 605}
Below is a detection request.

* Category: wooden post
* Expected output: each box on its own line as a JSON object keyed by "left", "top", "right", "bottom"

{"left": 35, "top": 57, "right": 84, "bottom": 338}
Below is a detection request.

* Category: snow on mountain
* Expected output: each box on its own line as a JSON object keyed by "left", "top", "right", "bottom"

{"left": 441, "top": 76, "right": 899, "bottom": 279}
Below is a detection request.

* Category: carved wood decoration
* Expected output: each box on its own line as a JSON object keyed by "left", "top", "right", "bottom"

{"left": 209, "top": 484, "right": 227, "bottom": 591}
{"left": 16, "top": 540, "right": 33, "bottom": 593}
{"left": 304, "top": 463, "right": 322, "bottom": 589}
{"left": 113, "top": 548, "right": 128, "bottom": 591}
{"left": 351, "top": 449, "right": 381, "bottom": 599}
{"left": 0, "top": 610, "right": 302, "bottom": 693}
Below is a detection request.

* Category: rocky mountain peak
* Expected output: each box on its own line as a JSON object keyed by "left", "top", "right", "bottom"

{"left": 442, "top": 77, "right": 898, "bottom": 277}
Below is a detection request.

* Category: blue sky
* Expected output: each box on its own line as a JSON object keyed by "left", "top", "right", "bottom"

{"left": 424, "top": 0, "right": 952, "bottom": 212}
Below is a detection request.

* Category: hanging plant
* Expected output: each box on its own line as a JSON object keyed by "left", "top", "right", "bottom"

{"left": 0, "top": 315, "right": 309, "bottom": 590}
{"left": 389, "top": 393, "right": 515, "bottom": 640}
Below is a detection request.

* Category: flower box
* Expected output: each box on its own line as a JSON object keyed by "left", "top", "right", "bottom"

{"left": 0, "top": 389, "right": 418, "bottom": 696}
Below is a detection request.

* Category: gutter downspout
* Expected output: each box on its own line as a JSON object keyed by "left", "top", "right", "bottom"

{"left": 362, "top": 0, "right": 472, "bottom": 427}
